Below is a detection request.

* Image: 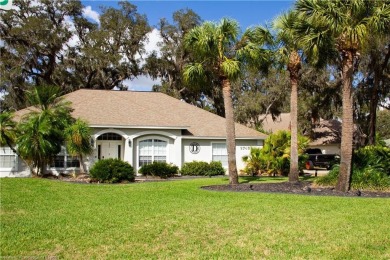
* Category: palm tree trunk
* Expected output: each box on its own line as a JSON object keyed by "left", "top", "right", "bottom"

{"left": 289, "top": 79, "right": 299, "bottom": 181}
{"left": 40, "top": 160, "right": 47, "bottom": 176}
{"left": 288, "top": 51, "right": 301, "bottom": 182}
{"left": 336, "top": 50, "right": 354, "bottom": 192}
{"left": 222, "top": 78, "right": 239, "bottom": 185}
{"left": 79, "top": 154, "right": 85, "bottom": 175}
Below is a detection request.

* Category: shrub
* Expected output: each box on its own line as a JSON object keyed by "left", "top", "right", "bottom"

{"left": 353, "top": 145, "right": 390, "bottom": 175}
{"left": 315, "top": 165, "right": 339, "bottom": 186}
{"left": 242, "top": 131, "right": 310, "bottom": 176}
{"left": 315, "top": 145, "right": 390, "bottom": 190}
{"left": 139, "top": 162, "right": 178, "bottom": 178}
{"left": 181, "top": 161, "right": 209, "bottom": 176}
{"left": 242, "top": 147, "right": 264, "bottom": 176}
{"left": 352, "top": 167, "right": 390, "bottom": 191}
{"left": 90, "top": 158, "right": 134, "bottom": 183}
{"left": 180, "top": 161, "right": 225, "bottom": 176}
{"left": 208, "top": 161, "right": 225, "bottom": 176}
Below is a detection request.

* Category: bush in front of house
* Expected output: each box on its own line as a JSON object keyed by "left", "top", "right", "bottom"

{"left": 139, "top": 162, "right": 179, "bottom": 178}
{"left": 90, "top": 158, "right": 135, "bottom": 183}
{"left": 180, "top": 161, "right": 225, "bottom": 176}
{"left": 241, "top": 131, "right": 310, "bottom": 176}
{"left": 315, "top": 145, "right": 390, "bottom": 190}
{"left": 208, "top": 161, "right": 226, "bottom": 176}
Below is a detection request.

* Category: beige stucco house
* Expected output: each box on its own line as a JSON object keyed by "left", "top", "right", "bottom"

{"left": 1, "top": 89, "right": 267, "bottom": 177}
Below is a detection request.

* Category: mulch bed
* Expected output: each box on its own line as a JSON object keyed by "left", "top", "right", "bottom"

{"left": 202, "top": 181, "right": 390, "bottom": 198}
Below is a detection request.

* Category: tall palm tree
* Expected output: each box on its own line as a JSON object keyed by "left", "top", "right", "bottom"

{"left": 183, "top": 18, "right": 271, "bottom": 184}
{"left": 273, "top": 11, "right": 302, "bottom": 182}
{"left": 65, "top": 118, "right": 93, "bottom": 174}
{"left": 17, "top": 86, "right": 73, "bottom": 175}
{"left": 295, "top": 0, "right": 390, "bottom": 191}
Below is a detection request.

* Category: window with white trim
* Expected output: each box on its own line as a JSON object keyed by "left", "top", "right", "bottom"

{"left": 212, "top": 143, "right": 228, "bottom": 168}
{"left": 50, "top": 146, "right": 80, "bottom": 168}
{"left": 0, "top": 146, "right": 17, "bottom": 168}
{"left": 139, "top": 139, "right": 167, "bottom": 167}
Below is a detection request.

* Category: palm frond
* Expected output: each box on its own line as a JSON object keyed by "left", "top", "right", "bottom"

{"left": 183, "top": 63, "right": 206, "bottom": 84}
{"left": 221, "top": 58, "right": 240, "bottom": 79}
{"left": 218, "top": 18, "right": 240, "bottom": 43}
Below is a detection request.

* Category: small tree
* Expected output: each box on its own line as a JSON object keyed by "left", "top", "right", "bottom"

{"left": 0, "top": 112, "right": 18, "bottom": 154}
{"left": 65, "top": 118, "right": 93, "bottom": 174}
{"left": 242, "top": 147, "right": 264, "bottom": 176}
{"left": 17, "top": 86, "right": 72, "bottom": 175}
{"left": 249, "top": 130, "right": 309, "bottom": 176}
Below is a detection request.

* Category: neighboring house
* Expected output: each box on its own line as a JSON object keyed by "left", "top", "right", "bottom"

{"left": 260, "top": 113, "right": 341, "bottom": 154}
{"left": 0, "top": 89, "right": 266, "bottom": 177}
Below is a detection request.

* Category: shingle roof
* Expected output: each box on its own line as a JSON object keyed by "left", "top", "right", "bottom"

{"left": 260, "top": 113, "right": 341, "bottom": 145}
{"left": 15, "top": 89, "right": 266, "bottom": 139}
{"left": 261, "top": 113, "right": 291, "bottom": 133}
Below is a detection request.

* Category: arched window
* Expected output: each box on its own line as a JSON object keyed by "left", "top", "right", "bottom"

{"left": 139, "top": 139, "right": 167, "bottom": 167}
{"left": 97, "top": 133, "right": 123, "bottom": 140}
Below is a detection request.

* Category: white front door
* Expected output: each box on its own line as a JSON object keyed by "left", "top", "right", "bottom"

{"left": 98, "top": 141, "right": 123, "bottom": 160}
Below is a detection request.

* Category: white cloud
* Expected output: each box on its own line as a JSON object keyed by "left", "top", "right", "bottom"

{"left": 125, "top": 29, "right": 163, "bottom": 91}
{"left": 63, "top": 15, "right": 80, "bottom": 48}
{"left": 82, "top": 6, "right": 100, "bottom": 24}
{"left": 144, "top": 28, "right": 162, "bottom": 56}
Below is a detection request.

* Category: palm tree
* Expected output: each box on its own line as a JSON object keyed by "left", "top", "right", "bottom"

{"left": 183, "top": 18, "right": 271, "bottom": 184}
{"left": 17, "top": 86, "right": 73, "bottom": 175}
{"left": 242, "top": 147, "right": 263, "bottom": 176}
{"left": 273, "top": 11, "right": 302, "bottom": 182}
{"left": 17, "top": 113, "right": 60, "bottom": 175}
{"left": 295, "top": 0, "right": 390, "bottom": 191}
{"left": 65, "top": 118, "right": 93, "bottom": 174}
{"left": 0, "top": 111, "right": 18, "bottom": 154}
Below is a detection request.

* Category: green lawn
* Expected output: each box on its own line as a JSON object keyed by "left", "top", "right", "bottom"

{"left": 1, "top": 177, "right": 389, "bottom": 259}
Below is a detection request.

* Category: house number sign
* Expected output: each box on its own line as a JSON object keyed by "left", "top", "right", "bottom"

{"left": 189, "top": 142, "right": 200, "bottom": 154}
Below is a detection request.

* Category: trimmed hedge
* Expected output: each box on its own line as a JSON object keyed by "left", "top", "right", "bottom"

{"left": 90, "top": 158, "right": 134, "bottom": 183}
{"left": 181, "top": 161, "right": 225, "bottom": 176}
{"left": 139, "top": 162, "right": 179, "bottom": 178}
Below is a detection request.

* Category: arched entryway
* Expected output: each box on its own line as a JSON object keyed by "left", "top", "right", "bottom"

{"left": 96, "top": 132, "right": 124, "bottom": 160}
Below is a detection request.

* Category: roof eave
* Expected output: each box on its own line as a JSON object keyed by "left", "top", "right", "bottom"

{"left": 182, "top": 136, "right": 266, "bottom": 140}
{"left": 89, "top": 124, "right": 190, "bottom": 130}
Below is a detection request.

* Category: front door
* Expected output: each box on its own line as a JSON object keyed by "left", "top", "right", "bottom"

{"left": 98, "top": 141, "right": 122, "bottom": 160}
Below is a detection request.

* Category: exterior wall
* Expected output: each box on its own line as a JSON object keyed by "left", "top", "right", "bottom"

{"left": 90, "top": 128, "right": 183, "bottom": 172}
{"left": 1, "top": 127, "right": 264, "bottom": 177}
{"left": 308, "top": 144, "right": 340, "bottom": 155}
{"left": 0, "top": 155, "right": 31, "bottom": 178}
{"left": 182, "top": 138, "right": 263, "bottom": 173}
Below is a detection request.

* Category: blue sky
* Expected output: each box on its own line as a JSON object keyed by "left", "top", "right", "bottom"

{"left": 80, "top": 1, "right": 294, "bottom": 90}
{"left": 82, "top": 1, "right": 294, "bottom": 29}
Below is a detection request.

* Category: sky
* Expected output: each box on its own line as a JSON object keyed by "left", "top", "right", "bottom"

{"left": 80, "top": 0, "right": 294, "bottom": 91}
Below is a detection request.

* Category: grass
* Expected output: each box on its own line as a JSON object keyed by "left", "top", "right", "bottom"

{"left": 1, "top": 177, "right": 390, "bottom": 259}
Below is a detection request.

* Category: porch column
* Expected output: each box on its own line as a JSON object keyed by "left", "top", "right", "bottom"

{"left": 173, "top": 136, "right": 182, "bottom": 168}
{"left": 124, "top": 137, "right": 134, "bottom": 166}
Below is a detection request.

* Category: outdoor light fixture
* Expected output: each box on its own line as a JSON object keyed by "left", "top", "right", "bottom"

{"left": 90, "top": 137, "right": 95, "bottom": 147}
{"left": 128, "top": 139, "right": 132, "bottom": 147}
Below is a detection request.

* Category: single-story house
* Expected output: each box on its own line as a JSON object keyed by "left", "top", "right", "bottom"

{"left": 0, "top": 89, "right": 267, "bottom": 177}
{"left": 260, "top": 113, "right": 341, "bottom": 154}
